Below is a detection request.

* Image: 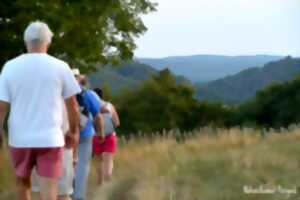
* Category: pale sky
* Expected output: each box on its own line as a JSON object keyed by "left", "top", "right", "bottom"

{"left": 134, "top": 0, "right": 300, "bottom": 58}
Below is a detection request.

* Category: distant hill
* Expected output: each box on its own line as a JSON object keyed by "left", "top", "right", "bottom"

{"left": 89, "top": 62, "right": 190, "bottom": 94}
{"left": 195, "top": 56, "right": 300, "bottom": 103}
{"left": 138, "top": 55, "right": 283, "bottom": 82}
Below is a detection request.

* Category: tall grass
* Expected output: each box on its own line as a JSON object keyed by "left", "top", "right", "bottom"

{"left": 0, "top": 146, "right": 16, "bottom": 199}
{"left": 90, "top": 127, "right": 300, "bottom": 200}
{"left": 1, "top": 127, "right": 300, "bottom": 200}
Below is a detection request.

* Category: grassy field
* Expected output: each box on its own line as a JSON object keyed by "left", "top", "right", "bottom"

{"left": 1, "top": 127, "right": 300, "bottom": 200}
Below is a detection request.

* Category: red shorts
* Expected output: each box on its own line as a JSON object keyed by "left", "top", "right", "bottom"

{"left": 9, "top": 147, "right": 63, "bottom": 178}
{"left": 93, "top": 133, "right": 117, "bottom": 155}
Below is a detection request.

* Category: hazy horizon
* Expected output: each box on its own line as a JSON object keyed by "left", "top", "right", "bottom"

{"left": 136, "top": 53, "right": 287, "bottom": 59}
{"left": 134, "top": 0, "right": 300, "bottom": 58}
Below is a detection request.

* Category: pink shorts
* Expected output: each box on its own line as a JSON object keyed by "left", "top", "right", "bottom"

{"left": 93, "top": 133, "right": 117, "bottom": 155}
{"left": 10, "top": 147, "right": 63, "bottom": 178}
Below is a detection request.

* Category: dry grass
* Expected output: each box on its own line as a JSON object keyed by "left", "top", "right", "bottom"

{"left": 0, "top": 147, "right": 16, "bottom": 199}
{"left": 1, "top": 127, "right": 300, "bottom": 200}
{"left": 90, "top": 127, "right": 300, "bottom": 200}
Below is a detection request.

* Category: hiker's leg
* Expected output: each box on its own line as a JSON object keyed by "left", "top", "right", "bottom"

{"left": 73, "top": 136, "right": 92, "bottom": 200}
{"left": 10, "top": 147, "right": 35, "bottom": 200}
{"left": 94, "top": 154, "right": 103, "bottom": 185}
{"left": 57, "top": 149, "right": 74, "bottom": 199}
{"left": 35, "top": 147, "right": 63, "bottom": 200}
{"left": 37, "top": 176, "right": 58, "bottom": 200}
{"left": 102, "top": 152, "right": 114, "bottom": 182}
{"left": 16, "top": 176, "right": 31, "bottom": 200}
{"left": 31, "top": 168, "right": 42, "bottom": 200}
{"left": 92, "top": 135, "right": 104, "bottom": 185}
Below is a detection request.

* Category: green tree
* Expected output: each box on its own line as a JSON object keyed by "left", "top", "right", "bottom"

{"left": 115, "top": 69, "right": 223, "bottom": 134}
{"left": 236, "top": 77, "right": 300, "bottom": 128}
{"left": 0, "top": 0, "right": 156, "bottom": 71}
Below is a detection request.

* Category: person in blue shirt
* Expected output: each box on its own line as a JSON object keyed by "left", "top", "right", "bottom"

{"left": 72, "top": 69, "right": 104, "bottom": 200}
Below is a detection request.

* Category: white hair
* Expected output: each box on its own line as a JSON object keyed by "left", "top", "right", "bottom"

{"left": 24, "top": 21, "right": 53, "bottom": 46}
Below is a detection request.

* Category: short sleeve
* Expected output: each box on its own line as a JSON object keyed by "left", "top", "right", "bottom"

{"left": 0, "top": 68, "right": 11, "bottom": 103}
{"left": 62, "top": 66, "right": 81, "bottom": 99}
{"left": 85, "top": 90, "right": 101, "bottom": 117}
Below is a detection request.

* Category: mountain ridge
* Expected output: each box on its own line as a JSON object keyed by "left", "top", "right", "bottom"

{"left": 88, "top": 61, "right": 190, "bottom": 94}
{"left": 195, "top": 56, "right": 300, "bottom": 103}
{"left": 137, "top": 54, "right": 284, "bottom": 82}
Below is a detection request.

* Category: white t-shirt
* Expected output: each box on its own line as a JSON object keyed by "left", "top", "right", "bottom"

{"left": 0, "top": 53, "right": 81, "bottom": 147}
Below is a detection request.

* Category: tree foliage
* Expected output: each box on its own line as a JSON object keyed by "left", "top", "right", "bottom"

{"left": 0, "top": 0, "right": 156, "bottom": 71}
{"left": 235, "top": 76, "right": 300, "bottom": 128}
{"left": 110, "top": 68, "right": 300, "bottom": 135}
{"left": 115, "top": 69, "right": 193, "bottom": 134}
{"left": 114, "top": 69, "right": 233, "bottom": 135}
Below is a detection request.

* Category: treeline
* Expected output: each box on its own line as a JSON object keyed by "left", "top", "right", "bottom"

{"left": 235, "top": 76, "right": 300, "bottom": 128}
{"left": 103, "top": 69, "right": 300, "bottom": 135}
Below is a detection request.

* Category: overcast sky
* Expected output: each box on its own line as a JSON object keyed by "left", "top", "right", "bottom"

{"left": 134, "top": 0, "right": 300, "bottom": 58}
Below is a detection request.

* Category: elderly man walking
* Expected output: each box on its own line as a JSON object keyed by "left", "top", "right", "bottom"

{"left": 0, "top": 21, "right": 81, "bottom": 200}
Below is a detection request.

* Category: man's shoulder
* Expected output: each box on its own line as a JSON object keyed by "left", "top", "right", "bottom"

{"left": 4, "top": 54, "right": 69, "bottom": 69}
{"left": 4, "top": 54, "right": 26, "bottom": 66}
{"left": 1, "top": 54, "right": 26, "bottom": 74}
{"left": 85, "top": 90, "right": 101, "bottom": 103}
{"left": 84, "top": 89, "right": 96, "bottom": 98}
{"left": 90, "top": 90, "right": 101, "bottom": 101}
{"left": 84, "top": 90, "right": 100, "bottom": 114}
{"left": 45, "top": 55, "right": 69, "bottom": 68}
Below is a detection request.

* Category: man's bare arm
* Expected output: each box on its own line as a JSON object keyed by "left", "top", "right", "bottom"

{"left": 65, "top": 96, "right": 80, "bottom": 148}
{"left": 0, "top": 101, "right": 9, "bottom": 148}
{"left": 94, "top": 113, "right": 104, "bottom": 139}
